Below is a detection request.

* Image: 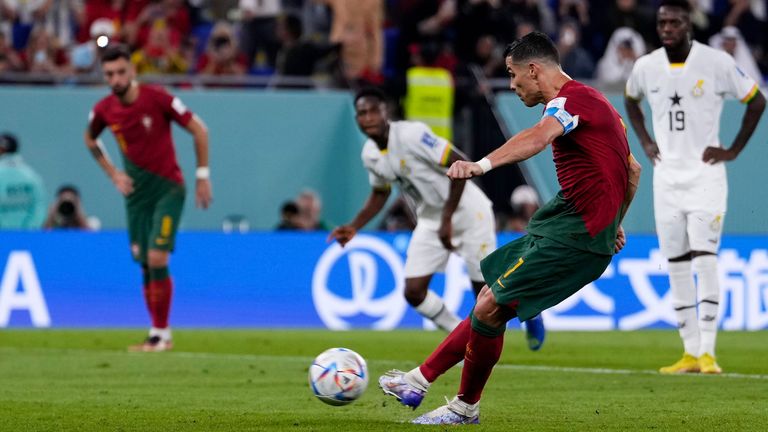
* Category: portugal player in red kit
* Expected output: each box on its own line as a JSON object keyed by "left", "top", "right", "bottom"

{"left": 84, "top": 45, "right": 213, "bottom": 352}
{"left": 378, "top": 32, "right": 642, "bottom": 424}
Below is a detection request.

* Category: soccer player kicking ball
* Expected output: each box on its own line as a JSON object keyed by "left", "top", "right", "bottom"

{"left": 378, "top": 31, "right": 642, "bottom": 424}
{"left": 84, "top": 45, "right": 213, "bottom": 352}
{"left": 328, "top": 88, "right": 545, "bottom": 350}
{"left": 625, "top": 0, "right": 765, "bottom": 375}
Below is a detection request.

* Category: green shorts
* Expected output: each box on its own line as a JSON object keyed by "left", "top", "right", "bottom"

{"left": 126, "top": 184, "right": 185, "bottom": 263}
{"left": 480, "top": 234, "right": 612, "bottom": 322}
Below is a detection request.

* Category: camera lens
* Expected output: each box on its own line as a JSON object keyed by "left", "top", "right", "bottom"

{"left": 58, "top": 200, "right": 76, "bottom": 216}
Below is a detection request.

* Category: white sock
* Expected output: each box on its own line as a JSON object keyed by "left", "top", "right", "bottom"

{"left": 448, "top": 396, "right": 479, "bottom": 417}
{"left": 668, "top": 261, "right": 699, "bottom": 356}
{"left": 415, "top": 290, "right": 460, "bottom": 331}
{"left": 404, "top": 367, "right": 430, "bottom": 392}
{"left": 149, "top": 327, "right": 172, "bottom": 342}
{"left": 693, "top": 255, "right": 720, "bottom": 357}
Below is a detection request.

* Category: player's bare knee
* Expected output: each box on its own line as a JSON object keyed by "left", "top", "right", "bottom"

{"left": 147, "top": 250, "right": 169, "bottom": 269}
{"left": 404, "top": 277, "right": 429, "bottom": 306}
{"left": 473, "top": 291, "right": 504, "bottom": 327}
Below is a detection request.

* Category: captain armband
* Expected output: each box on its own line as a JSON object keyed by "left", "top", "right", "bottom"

{"left": 542, "top": 97, "right": 579, "bottom": 135}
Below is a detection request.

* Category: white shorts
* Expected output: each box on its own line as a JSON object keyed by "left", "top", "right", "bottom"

{"left": 404, "top": 205, "right": 496, "bottom": 281}
{"left": 653, "top": 176, "right": 727, "bottom": 258}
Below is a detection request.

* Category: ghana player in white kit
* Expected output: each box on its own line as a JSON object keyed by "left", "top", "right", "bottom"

{"left": 625, "top": 0, "right": 766, "bottom": 374}
{"left": 329, "top": 88, "right": 545, "bottom": 349}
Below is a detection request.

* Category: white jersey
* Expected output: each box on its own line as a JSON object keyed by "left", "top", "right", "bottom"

{"left": 361, "top": 121, "right": 491, "bottom": 228}
{"left": 626, "top": 41, "right": 759, "bottom": 186}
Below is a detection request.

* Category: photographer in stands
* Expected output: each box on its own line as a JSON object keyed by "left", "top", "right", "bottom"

{"left": 43, "top": 184, "right": 92, "bottom": 230}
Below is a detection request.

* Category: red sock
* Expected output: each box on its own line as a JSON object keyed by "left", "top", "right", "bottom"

{"left": 147, "top": 267, "right": 173, "bottom": 329}
{"left": 457, "top": 327, "right": 504, "bottom": 404}
{"left": 420, "top": 316, "right": 472, "bottom": 382}
{"left": 147, "top": 277, "right": 173, "bottom": 328}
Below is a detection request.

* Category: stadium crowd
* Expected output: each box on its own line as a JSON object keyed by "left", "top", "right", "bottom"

{"left": 0, "top": 0, "right": 765, "bottom": 88}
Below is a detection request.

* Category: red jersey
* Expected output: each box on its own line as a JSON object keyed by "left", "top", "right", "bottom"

{"left": 551, "top": 80, "right": 629, "bottom": 236}
{"left": 527, "top": 81, "right": 630, "bottom": 255}
{"left": 89, "top": 84, "right": 193, "bottom": 185}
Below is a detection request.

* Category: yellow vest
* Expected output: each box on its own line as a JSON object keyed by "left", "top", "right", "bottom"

{"left": 404, "top": 66, "right": 454, "bottom": 140}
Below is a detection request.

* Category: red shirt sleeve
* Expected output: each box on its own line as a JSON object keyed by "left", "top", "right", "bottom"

{"left": 153, "top": 86, "right": 194, "bottom": 127}
{"left": 88, "top": 104, "right": 107, "bottom": 138}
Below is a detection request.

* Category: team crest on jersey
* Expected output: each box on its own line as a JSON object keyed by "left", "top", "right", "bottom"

{"left": 420, "top": 132, "right": 437, "bottom": 148}
{"left": 691, "top": 80, "right": 705, "bottom": 98}
{"left": 142, "top": 115, "right": 153, "bottom": 131}
{"left": 399, "top": 158, "right": 411, "bottom": 175}
{"left": 709, "top": 214, "right": 722, "bottom": 232}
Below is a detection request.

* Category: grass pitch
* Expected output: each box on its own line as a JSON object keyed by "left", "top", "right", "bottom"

{"left": 0, "top": 329, "right": 766, "bottom": 431}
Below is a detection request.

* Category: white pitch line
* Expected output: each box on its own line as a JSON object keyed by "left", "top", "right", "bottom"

{"left": 2, "top": 347, "right": 767, "bottom": 381}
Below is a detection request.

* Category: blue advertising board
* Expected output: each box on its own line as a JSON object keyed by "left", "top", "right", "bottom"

{"left": 1, "top": 232, "right": 766, "bottom": 330}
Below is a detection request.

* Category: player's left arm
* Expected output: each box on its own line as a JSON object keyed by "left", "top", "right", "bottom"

{"left": 614, "top": 153, "right": 643, "bottom": 253}
{"left": 703, "top": 90, "right": 766, "bottom": 164}
{"left": 446, "top": 116, "right": 562, "bottom": 179}
{"left": 183, "top": 114, "right": 213, "bottom": 209}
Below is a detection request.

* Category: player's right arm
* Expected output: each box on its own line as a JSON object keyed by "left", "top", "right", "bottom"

{"left": 623, "top": 58, "right": 660, "bottom": 164}
{"left": 327, "top": 186, "right": 391, "bottom": 247}
{"left": 84, "top": 109, "right": 133, "bottom": 196}
{"left": 447, "top": 115, "right": 563, "bottom": 179}
{"left": 624, "top": 97, "right": 659, "bottom": 165}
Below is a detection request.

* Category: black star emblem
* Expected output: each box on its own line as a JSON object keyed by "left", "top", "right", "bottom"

{"left": 670, "top": 91, "right": 683, "bottom": 106}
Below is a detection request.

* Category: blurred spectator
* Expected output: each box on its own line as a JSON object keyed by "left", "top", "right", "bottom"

{"left": 723, "top": 0, "right": 766, "bottom": 47}
{"left": 605, "top": 0, "right": 655, "bottom": 49}
{"left": 43, "top": 184, "right": 93, "bottom": 230}
{"left": 196, "top": 21, "right": 247, "bottom": 75}
{"left": 596, "top": 27, "right": 645, "bottom": 87}
{"left": 0, "top": 133, "right": 46, "bottom": 229}
{"left": 80, "top": 0, "right": 146, "bottom": 45}
{"left": 495, "top": 0, "right": 556, "bottom": 42}
{"left": 296, "top": 189, "right": 330, "bottom": 230}
{"left": 558, "top": 0, "right": 589, "bottom": 27}
{"left": 131, "top": 20, "right": 187, "bottom": 74}
{"left": 504, "top": 184, "right": 539, "bottom": 232}
{"left": 22, "top": 27, "right": 71, "bottom": 73}
{"left": 275, "top": 201, "right": 300, "bottom": 230}
{"left": 405, "top": 41, "right": 454, "bottom": 139}
{"left": 70, "top": 17, "right": 114, "bottom": 74}
{"left": 322, "top": 0, "right": 383, "bottom": 85}
{"left": 239, "top": 0, "right": 281, "bottom": 70}
{"left": 37, "top": 0, "right": 84, "bottom": 48}
{"left": 274, "top": 13, "right": 338, "bottom": 79}
{"left": 556, "top": 19, "right": 594, "bottom": 79}
{"left": 0, "top": 30, "right": 23, "bottom": 72}
{"left": 134, "top": 0, "right": 190, "bottom": 49}
{"left": 710, "top": 26, "right": 764, "bottom": 85}
{"left": 1, "top": 0, "right": 53, "bottom": 49}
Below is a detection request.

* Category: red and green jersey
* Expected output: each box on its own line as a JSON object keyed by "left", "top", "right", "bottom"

{"left": 88, "top": 84, "right": 193, "bottom": 186}
{"left": 526, "top": 80, "right": 630, "bottom": 255}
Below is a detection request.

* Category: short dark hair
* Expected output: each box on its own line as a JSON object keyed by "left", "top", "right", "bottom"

{"left": 281, "top": 201, "right": 299, "bottom": 215}
{"left": 57, "top": 184, "right": 80, "bottom": 197}
{"left": 0, "top": 133, "right": 18, "bottom": 153}
{"left": 504, "top": 31, "right": 560, "bottom": 66}
{"left": 658, "top": 0, "right": 692, "bottom": 14}
{"left": 100, "top": 44, "right": 131, "bottom": 63}
{"left": 354, "top": 87, "right": 387, "bottom": 105}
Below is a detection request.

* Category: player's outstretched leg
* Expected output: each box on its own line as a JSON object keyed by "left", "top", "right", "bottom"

{"left": 378, "top": 370, "right": 426, "bottom": 409}
{"left": 411, "top": 312, "right": 504, "bottom": 425}
{"left": 379, "top": 316, "right": 473, "bottom": 409}
{"left": 523, "top": 313, "right": 546, "bottom": 351}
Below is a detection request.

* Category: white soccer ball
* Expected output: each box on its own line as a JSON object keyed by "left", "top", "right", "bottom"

{"left": 308, "top": 347, "right": 369, "bottom": 406}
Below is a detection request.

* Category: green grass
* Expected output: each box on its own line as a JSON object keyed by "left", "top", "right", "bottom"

{"left": 0, "top": 330, "right": 766, "bottom": 431}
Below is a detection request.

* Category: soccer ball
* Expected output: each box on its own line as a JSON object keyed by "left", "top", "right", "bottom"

{"left": 308, "top": 347, "right": 369, "bottom": 406}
